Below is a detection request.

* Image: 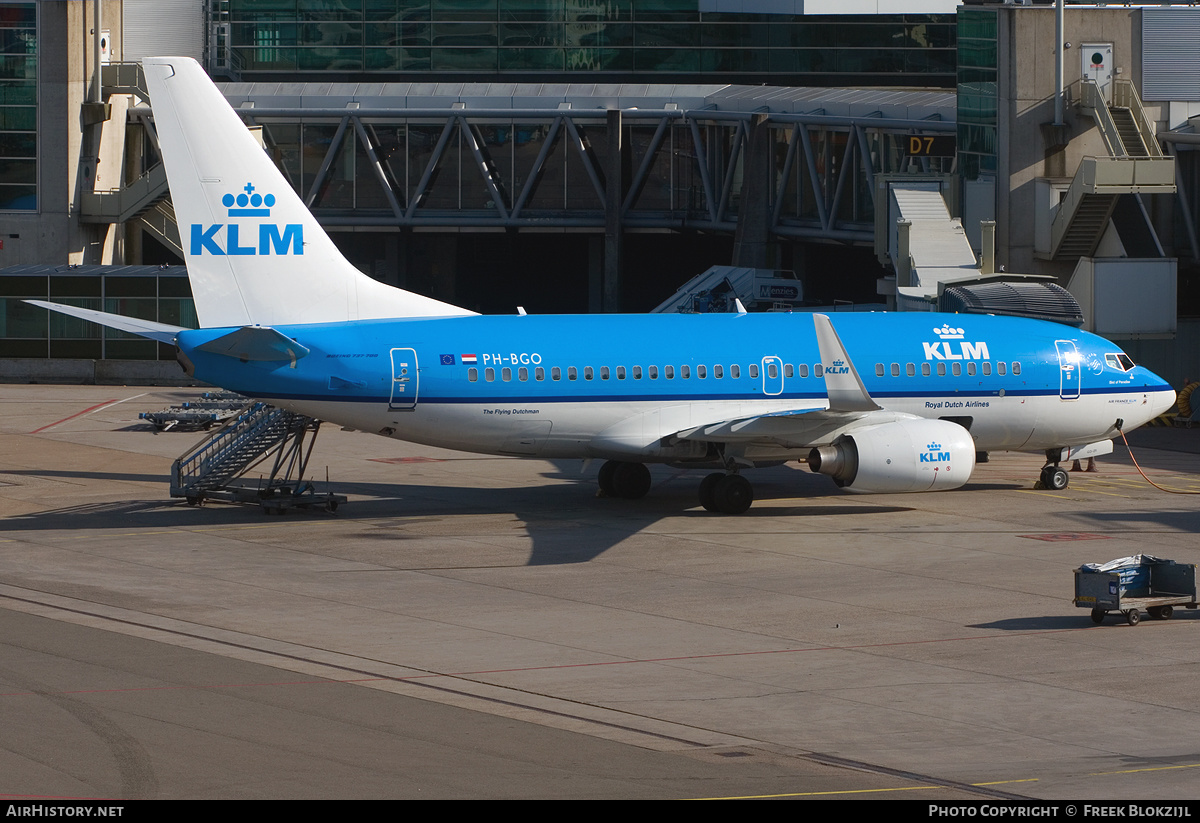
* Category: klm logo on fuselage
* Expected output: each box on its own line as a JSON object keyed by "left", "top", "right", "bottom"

{"left": 190, "top": 183, "right": 303, "bottom": 256}
{"left": 923, "top": 324, "right": 989, "bottom": 361}
{"left": 920, "top": 441, "right": 951, "bottom": 463}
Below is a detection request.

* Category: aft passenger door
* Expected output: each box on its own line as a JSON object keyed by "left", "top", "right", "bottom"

{"left": 389, "top": 348, "right": 418, "bottom": 411}
{"left": 1055, "top": 340, "right": 1081, "bottom": 400}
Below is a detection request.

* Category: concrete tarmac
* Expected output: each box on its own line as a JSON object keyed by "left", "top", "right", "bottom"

{"left": 2, "top": 385, "right": 1199, "bottom": 800}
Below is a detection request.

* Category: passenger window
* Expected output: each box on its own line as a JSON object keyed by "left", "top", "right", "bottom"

{"left": 535, "top": 367, "right": 545, "bottom": 380}
{"left": 649, "top": 365, "right": 658, "bottom": 379}
{"left": 633, "top": 366, "right": 642, "bottom": 379}
{"left": 951, "top": 363, "right": 961, "bottom": 376}
{"left": 617, "top": 366, "right": 626, "bottom": 379}
{"left": 468, "top": 368, "right": 478, "bottom": 382}
{"left": 921, "top": 363, "right": 931, "bottom": 377}
{"left": 906, "top": 363, "right": 915, "bottom": 377}
{"left": 584, "top": 366, "right": 593, "bottom": 380}
{"left": 784, "top": 364, "right": 793, "bottom": 378}
{"left": 568, "top": 367, "right": 577, "bottom": 380}
{"left": 665, "top": 365, "right": 674, "bottom": 379}
{"left": 1012, "top": 362, "right": 1021, "bottom": 375}
{"left": 936, "top": 363, "right": 946, "bottom": 376}
{"left": 767, "top": 363, "right": 778, "bottom": 379}
{"left": 519, "top": 367, "right": 528, "bottom": 381}
{"left": 601, "top": 366, "right": 610, "bottom": 379}
{"left": 997, "top": 362, "right": 1006, "bottom": 376}
{"left": 967, "top": 363, "right": 975, "bottom": 376}
{"left": 876, "top": 363, "right": 885, "bottom": 377}
{"left": 749, "top": 364, "right": 759, "bottom": 379}
{"left": 681, "top": 365, "right": 690, "bottom": 379}
{"left": 552, "top": 367, "right": 561, "bottom": 380}
{"left": 731, "top": 365, "right": 740, "bottom": 379}
{"left": 502, "top": 367, "right": 512, "bottom": 381}
{"left": 799, "top": 364, "right": 809, "bottom": 378}
{"left": 891, "top": 363, "right": 900, "bottom": 377}
{"left": 982, "top": 362, "right": 991, "bottom": 376}
{"left": 486, "top": 367, "right": 495, "bottom": 382}
{"left": 698, "top": 365, "right": 707, "bottom": 378}
{"left": 815, "top": 364, "right": 823, "bottom": 377}
{"left": 715, "top": 365, "right": 724, "bottom": 378}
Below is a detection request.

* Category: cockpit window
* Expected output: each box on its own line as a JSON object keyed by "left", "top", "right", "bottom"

{"left": 1105, "top": 353, "right": 1135, "bottom": 372}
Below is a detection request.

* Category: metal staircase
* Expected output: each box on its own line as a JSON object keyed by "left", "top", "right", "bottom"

{"left": 1048, "top": 80, "right": 1174, "bottom": 260}
{"left": 170, "top": 402, "right": 345, "bottom": 512}
{"left": 79, "top": 62, "right": 182, "bottom": 257}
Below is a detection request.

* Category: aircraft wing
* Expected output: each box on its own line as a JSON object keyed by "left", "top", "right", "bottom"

{"left": 674, "top": 312, "right": 902, "bottom": 448}
{"left": 26, "top": 300, "right": 185, "bottom": 344}
{"left": 675, "top": 406, "right": 918, "bottom": 449}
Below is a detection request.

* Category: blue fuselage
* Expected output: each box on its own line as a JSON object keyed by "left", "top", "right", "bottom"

{"left": 176, "top": 311, "right": 1174, "bottom": 461}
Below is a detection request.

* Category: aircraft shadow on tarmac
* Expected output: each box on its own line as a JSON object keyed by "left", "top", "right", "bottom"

{"left": 2, "top": 462, "right": 915, "bottom": 566}
{"left": 1070, "top": 508, "right": 1200, "bottom": 533}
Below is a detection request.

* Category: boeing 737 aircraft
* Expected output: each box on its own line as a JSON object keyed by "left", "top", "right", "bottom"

{"left": 33, "top": 57, "right": 1177, "bottom": 513}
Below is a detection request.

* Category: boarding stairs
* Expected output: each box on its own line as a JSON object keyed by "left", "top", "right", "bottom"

{"left": 170, "top": 402, "right": 345, "bottom": 512}
{"left": 1050, "top": 79, "right": 1175, "bottom": 260}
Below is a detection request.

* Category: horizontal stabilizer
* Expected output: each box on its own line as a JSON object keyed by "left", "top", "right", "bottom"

{"left": 195, "top": 326, "right": 311, "bottom": 364}
{"left": 26, "top": 300, "right": 184, "bottom": 344}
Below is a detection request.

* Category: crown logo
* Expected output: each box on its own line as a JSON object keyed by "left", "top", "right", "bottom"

{"left": 928, "top": 442, "right": 942, "bottom": 450}
{"left": 831, "top": 359, "right": 844, "bottom": 367}
{"left": 222, "top": 183, "right": 276, "bottom": 217}
{"left": 934, "top": 324, "right": 964, "bottom": 339}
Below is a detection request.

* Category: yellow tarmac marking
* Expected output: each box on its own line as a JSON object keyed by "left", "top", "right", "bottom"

{"left": 1088, "top": 763, "right": 1200, "bottom": 777}
{"left": 691, "top": 777, "right": 1038, "bottom": 800}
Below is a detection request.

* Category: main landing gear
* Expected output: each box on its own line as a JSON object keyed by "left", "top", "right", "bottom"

{"left": 595, "top": 461, "right": 754, "bottom": 514}
{"left": 597, "top": 460, "right": 652, "bottom": 500}
{"left": 698, "top": 472, "right": 754, "bottom": 515}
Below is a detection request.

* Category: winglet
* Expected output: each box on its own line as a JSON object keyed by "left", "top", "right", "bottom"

{"left": 813, "top": 314, "right": 881, "bottom": 412}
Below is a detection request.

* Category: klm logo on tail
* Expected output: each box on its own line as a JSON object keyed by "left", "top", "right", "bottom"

{"left": 190, "top": 183, "right": 303, "bottom": 256}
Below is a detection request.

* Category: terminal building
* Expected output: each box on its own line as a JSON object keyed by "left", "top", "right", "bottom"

{"left": 2, "top": 1, "right": 1200, "bottom": 384}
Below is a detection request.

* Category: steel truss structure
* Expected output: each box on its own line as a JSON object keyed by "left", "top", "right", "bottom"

{"left": 229, "top": 98, "right": 954, "bottom": 245}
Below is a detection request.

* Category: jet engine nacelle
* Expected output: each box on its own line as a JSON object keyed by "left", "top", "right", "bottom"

{"left": 807, "top": 418, "right": 975, "bottom": 493}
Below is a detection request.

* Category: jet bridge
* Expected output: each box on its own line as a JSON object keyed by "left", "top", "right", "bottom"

{"left": 881, "top": 181, "right": 983, "bottom": 310}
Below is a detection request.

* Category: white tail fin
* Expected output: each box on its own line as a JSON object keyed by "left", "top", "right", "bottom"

{"left": 143, "top": 57, "right": 474, "bottom": 328}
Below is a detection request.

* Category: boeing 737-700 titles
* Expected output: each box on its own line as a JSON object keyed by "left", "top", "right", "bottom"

{"left": 32, "top": 57, "right": 1177, "bottom": 514}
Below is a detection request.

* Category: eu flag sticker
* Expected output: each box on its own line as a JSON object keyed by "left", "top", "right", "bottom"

{"left": 440, "top": 354, "right": 456, "bottom": 366}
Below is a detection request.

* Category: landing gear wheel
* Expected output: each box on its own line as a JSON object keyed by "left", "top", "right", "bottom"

{"left": 1041, "top": 465, "right": 1069, "bottom": 490}
{"left": 699, "top": 473, "right": 724, "bottom": 512}
{"left": 611, "top": 462, "right": 652, "bottom": 500}
{"left": 1090, "top": 608, "right": 1106, "bottom": 624}
{"left": 597, "top": 460, "right": 619, "bottom": 496}
{"left": 1125, "top": 609, "right": 1140, "bottom": 626}
{"left": 1148, "top": 605, "right": 1173, "bottom": 620}
{"left": 713, "top": 474, "right": 754, "bottom": 515}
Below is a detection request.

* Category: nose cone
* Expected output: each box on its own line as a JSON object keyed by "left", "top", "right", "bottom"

{"left": 1135, "top": 368, "right": 1176, "bottom": 425}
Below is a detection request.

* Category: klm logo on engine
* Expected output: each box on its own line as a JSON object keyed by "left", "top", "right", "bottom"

{"left": 190, "top": 183, "right": 303, "bottom": 256}
{"left": 920, "top": 441, "right": 951, "bottom": 464}
{"left": 827, "top": 358, "right": 850, "bottom": 375}
{"left": 923, "top": 324, "right": 989, "bottom": 361}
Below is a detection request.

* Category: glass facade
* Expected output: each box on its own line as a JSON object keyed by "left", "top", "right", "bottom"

{"left": 0, "top": 2, "right": 36, "bottom": 211}
{"left": 0, "top": 269, "right": 196, "bottom": 359}
{"left": 221, "top": 1, "right": 956, "bottom": 87}
{"left": 956, "top": 6, "right": 996, "bottom": 182}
